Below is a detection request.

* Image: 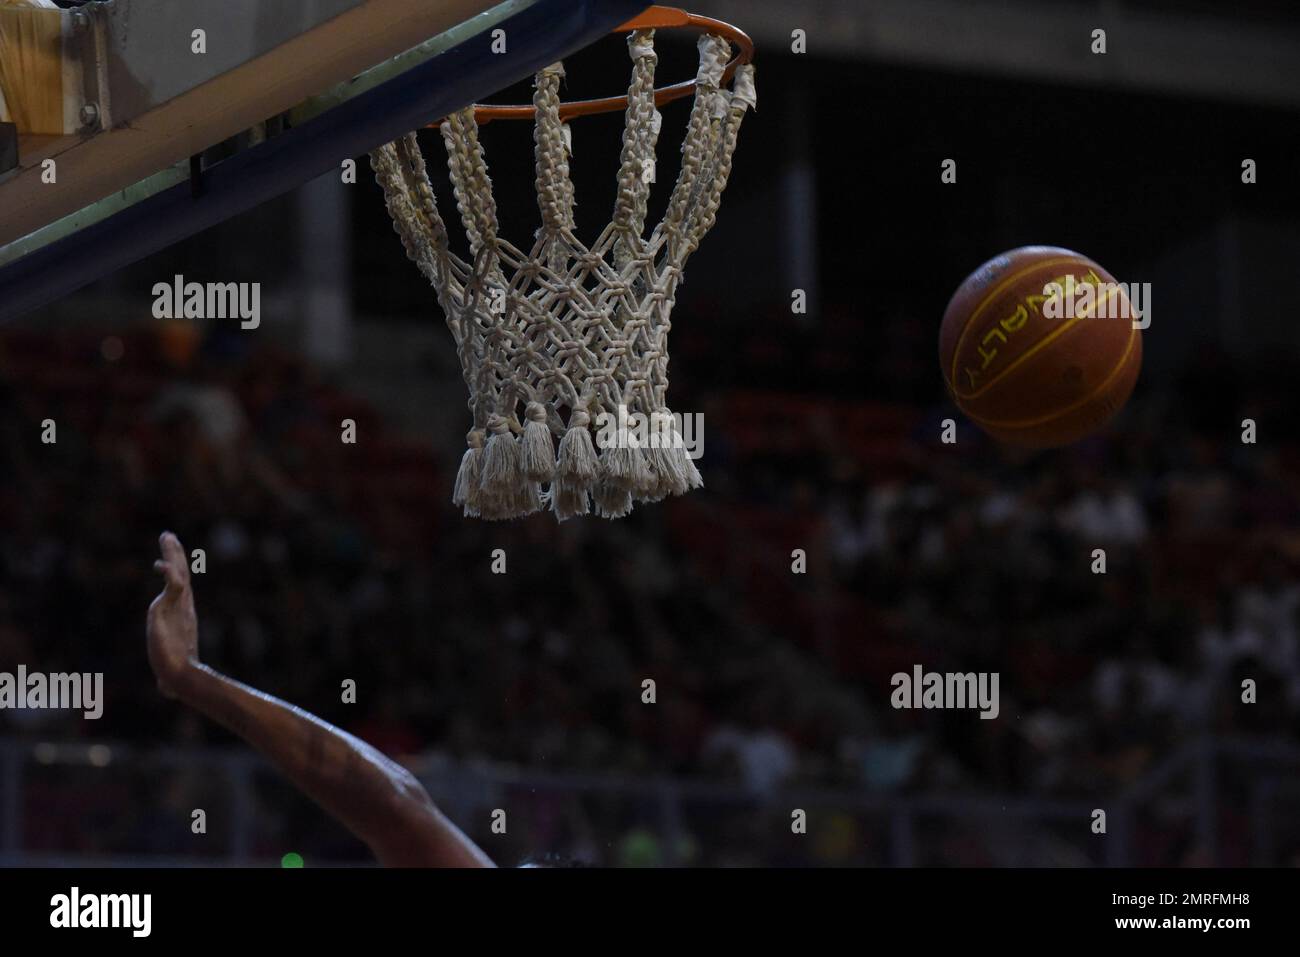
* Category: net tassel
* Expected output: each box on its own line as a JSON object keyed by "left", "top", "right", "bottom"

{"left": 601, "top": 416, "right": 652, "bottom": 488}
{"left": 638, "top": 408, "right": 678, "bottom": 500}
{"left": 516, "top": 477, "right": 543, "bottom": 517}
{"left": 552, "top": 408, "right": 597, "bottom": 521}
{"left": 655, "top": 411, "right": 703, "bottom": 498}
{"left": 479, "top": 414, "right": 538, "bottom": 520}
{"left": 642, "top": 441, "right": 678, "bottom": 501}
{"left": 596, "top": 408, "right": 653, "bottom": 517}
{"left": 453, "top": 430, "right": 486, "bottom": 517}
{"left": 594, "top": 476, "right": 635, "bottom": 519}
{"left": 624, "top": 407, "right": 664, "bottom": 500}
{"left": 521, "top": 401, "right": 557, "bottom": 482}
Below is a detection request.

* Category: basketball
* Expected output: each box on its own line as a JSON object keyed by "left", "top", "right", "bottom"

{"left": 939, "top": 245, "right": 1143, "bottom": 448}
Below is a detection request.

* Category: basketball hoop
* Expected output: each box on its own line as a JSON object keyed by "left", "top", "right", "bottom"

{"left": 427, "top": 7, "right": 755, "bottom": 125}
{"left": 371, "top": 5, "right": 755, "bottom": 521}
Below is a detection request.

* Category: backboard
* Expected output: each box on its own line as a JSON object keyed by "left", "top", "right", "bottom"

{"left": 0, "top": 0, "right": 649, "bottom": 323}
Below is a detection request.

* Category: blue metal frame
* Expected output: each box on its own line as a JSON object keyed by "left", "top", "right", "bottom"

{"left": 0, "top": 0, "right": 647, "bottom": 324}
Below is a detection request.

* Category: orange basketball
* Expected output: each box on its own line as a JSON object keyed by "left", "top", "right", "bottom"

{"left": 939, "top": 245, "right": 1142, "bottom": 448}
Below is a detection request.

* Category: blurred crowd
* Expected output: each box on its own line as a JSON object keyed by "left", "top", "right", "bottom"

{"left": 1, "top": 310, "right": 1298, "bottom": 866}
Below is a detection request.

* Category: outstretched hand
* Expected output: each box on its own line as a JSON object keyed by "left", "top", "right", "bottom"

{"left": 147, "top": 531, "right": 201, "bottom": 698}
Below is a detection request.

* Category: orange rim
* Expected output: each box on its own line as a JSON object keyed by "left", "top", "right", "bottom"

{"left": 427, "top": 6, "right": 753, "bottom": 127}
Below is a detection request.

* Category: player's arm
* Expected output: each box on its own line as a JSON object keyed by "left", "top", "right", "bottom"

{"left": 146, "top": 531, "right": 493, "bottom": 868}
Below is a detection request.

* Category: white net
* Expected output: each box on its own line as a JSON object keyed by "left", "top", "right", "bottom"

{"left": 371, "top": 29, "right": 755, "bottom": 520}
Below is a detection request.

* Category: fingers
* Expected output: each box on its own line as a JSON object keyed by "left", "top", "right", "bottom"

{"left": 153, "top": 559, "right": 184, "bottom": 593}
{"left": 157, "top": 531, "right": 191, "bottom": 588}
